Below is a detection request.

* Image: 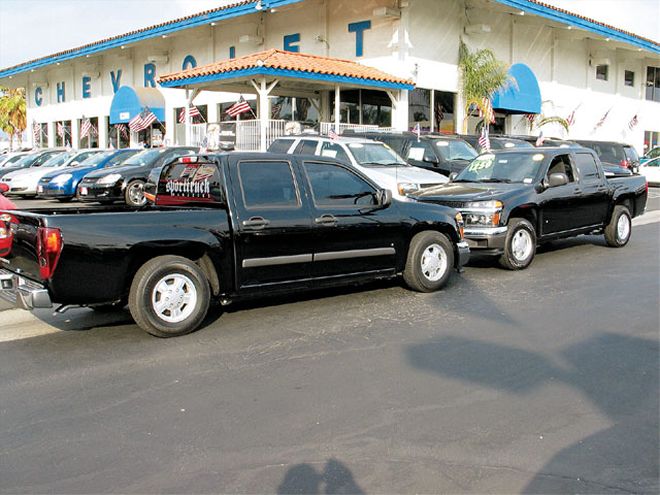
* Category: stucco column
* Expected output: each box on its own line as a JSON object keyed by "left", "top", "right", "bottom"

{"left": 392, "top": 89, "right": 409, "bottom": 131}
{"left": 98, "top": 116, "right": 108, "bottom": 148}
{"left": 259, "top": 79, "right": 269, "bottom": 152}
{"left": 334, "top": 85, "right": 341, "bottom": 133}
{"left": 71, "top": 119, "right": 80, "bottom": 148}
{"left": 47, "top": 122, "right": 55, "bottom": 148}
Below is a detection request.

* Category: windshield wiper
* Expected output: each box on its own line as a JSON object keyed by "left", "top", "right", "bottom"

{"left": 359, "top": 161, "right": 406, "bottom": 167}
{"left": 476, "top": 178, "right": 512, "bottom": 183}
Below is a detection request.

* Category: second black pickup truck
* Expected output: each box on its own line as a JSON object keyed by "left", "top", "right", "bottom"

{"left": 0, "top": 153, "right": 469, "bottom": 337}
{"left": 410, "top": 146, "right": 647, "bottom": 269}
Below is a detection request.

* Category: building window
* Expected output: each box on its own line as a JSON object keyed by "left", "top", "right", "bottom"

{"left": 596, "top": 64, "right": 609, "bottom": 81}
{"left": 329, "top": 90, "right": 392, "bottom": 127}
{"left": 55, "top": 120, "right": 71, "bottom": 147}
{"left": 624, "top": 70, "right": 635, "bottom": 87}
{"left": 644, "top": 131, "right": 660, "bottom": 154}
{"left": 35, "top": 123, "right": 48, "bottom": 148}
{"left": 109, "top": 120, "right": 131, "bottom": 149}
{"left": 219, "top": 99, "right": 256, "bottom": 121}
{"left": 174, "top": 104, "right": 208, "bottom": 125}
{"left": 409, "top": 88, "right": 431, "bottom": 129}
{"left": 79, "top": 116, "right": 99, "bottom": 148}
{"left": 646, "top": 66, "right": 660, "bottom": 102}
{"left": 408, "top": 89, "right": 455, "bottom": 133}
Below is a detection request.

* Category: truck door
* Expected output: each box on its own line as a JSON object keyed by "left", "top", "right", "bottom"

{"left": 299, "top": 158, "right": 402, "bottom": 282}
{"left": 227, "top": 157, "right": 314, "bottom": 290}
{"left": 572, "top": 152, "right": 610, "bottom": 227}
{"left": 538, "top": 154, "right": 583, "bottom": 235}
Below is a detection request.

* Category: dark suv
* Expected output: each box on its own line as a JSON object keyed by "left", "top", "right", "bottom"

{"left": 575, "top": 140, "right": 640, "bottom": 173}
{"left": 344, "top": 131, "right": 477, "bottom": 177}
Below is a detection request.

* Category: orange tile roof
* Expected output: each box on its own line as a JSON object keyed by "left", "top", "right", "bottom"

{"left": 158, "top": 49, "right": 415, "bottom": 87}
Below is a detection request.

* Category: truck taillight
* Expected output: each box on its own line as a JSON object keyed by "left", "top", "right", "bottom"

{"left": 180, "top": 156, "right": 198, "bottom": 163}
{"left": 37, "top": 227, "right": 63, "bottom": 280}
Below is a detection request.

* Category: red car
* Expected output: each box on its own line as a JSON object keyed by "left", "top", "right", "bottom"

{"left": 0, "top": 186, "right": 16, "bottom": 257}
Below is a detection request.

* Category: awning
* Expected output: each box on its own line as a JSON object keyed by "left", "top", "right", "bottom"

{"left": 157, "top": 49, "right": 415, "bottom": 92}
{"left": 492, "top": 63, "right": 542, "bottom": 115}
{"left": 109, "top": 86, "right": 166, "bottom": 124}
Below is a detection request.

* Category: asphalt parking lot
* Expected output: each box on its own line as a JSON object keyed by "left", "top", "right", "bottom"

{"left": 0, "top": 193, "right": 658, "bottom": 494}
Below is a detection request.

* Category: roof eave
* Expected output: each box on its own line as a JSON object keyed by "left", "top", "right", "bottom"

{"left": 495, "top": 0, "right": 660, "bottom": 54}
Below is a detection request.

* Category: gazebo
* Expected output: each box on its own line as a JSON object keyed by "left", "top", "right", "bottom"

{"left": 157, "top": 49, "right": 415, "bottom": 151}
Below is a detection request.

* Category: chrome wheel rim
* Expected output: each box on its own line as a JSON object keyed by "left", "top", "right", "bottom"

{"left": 128, "top": 182, "right": 145, "bottom": 205}
{"left": 511, "top": 229, "right": 533, "bottom": 261}
{"left": 420, "top": 243, "right": 448, "bottom": 282}
{"left": 617, "top": 214, "right": 630, "bottom": 242}
{"left": 151, "top": 274, "right": 198, "bottom": 324}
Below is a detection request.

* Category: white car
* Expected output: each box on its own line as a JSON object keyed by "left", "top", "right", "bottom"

{"left": 0, "top": 151, "right": 30, "bottom": 168}
{"left": 1, "top": 149, "right": 102, "bottom": 197}
{"left": 269, "top": 135, "right": 449, "bottom": 200}
{"left": 640, "top": 157, "right": 660, "bottom": 187}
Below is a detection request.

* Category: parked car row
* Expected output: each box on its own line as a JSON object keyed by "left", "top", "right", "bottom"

{"left": 0, "top": 136, "right": 648, "bottom": 338}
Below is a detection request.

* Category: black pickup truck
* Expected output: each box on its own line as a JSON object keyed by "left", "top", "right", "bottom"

{"left": 0, "top": 153, "right": 469, "bottom": 337}
{"left": 410, "top": 146, "right": 647, "bottom": 269}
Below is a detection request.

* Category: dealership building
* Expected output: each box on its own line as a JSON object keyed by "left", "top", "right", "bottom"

{"left": 0, "top": 0, "right": 658, "bottom": 153}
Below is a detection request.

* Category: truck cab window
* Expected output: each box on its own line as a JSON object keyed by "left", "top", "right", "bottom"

{"left": 294, "top": 140, "right": 318, "bottom": 155}
{"left": 238, "top": 161, "right": 299, "bottom": 208}
{"left": 574, "top": 153, "right": 601, "bottom": 183}
{"left": 547, "top": 155, "right": 575, "bottom": 182}
{"left": 303, "top": 161, "right": 377, "bottom": 207}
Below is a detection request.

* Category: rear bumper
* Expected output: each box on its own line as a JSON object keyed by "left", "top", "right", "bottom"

{"left": 463, "top": 226, "right": 508, "bottom": 254}
{"left": 456, "top": 240, "right": 470, "bottom": 268}
{"left": 0, "top": 269, "right": 52, "bottom": 309}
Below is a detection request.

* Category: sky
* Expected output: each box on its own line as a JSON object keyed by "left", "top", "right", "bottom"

{"left": 0, "top": 0, "right": 658, "bottom": 69}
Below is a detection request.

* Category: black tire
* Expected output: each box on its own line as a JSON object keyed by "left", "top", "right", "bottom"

{"left": 403, "top": 231, "right": 454, "bottom": 293}
{"left": 604, "top": 205, "right": 632, "bottom": 247}
{"left": 128, "top": 255, "right": 211, "bottom": 338}
{"left": 499, "top": 218, "right": 536, "bottom": 270}
{"left": 125, "top": 180, "right": 146, "bottom": 207}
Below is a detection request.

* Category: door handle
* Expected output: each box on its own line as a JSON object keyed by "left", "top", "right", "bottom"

{"left": 242, "top": 216, "right": 270, "bottom": 228}
{"left": 573, "top": 188, "right": 582, "bottom": 194}
{"left": 314, "top": 214, "right": 337, "bottom": 225}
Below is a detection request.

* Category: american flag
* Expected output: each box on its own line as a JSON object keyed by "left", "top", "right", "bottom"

{"left": 628, "top": 114, "right": 638, "bottom": 131}
{"left": 535, "top": 131, "right": 545, "bottom": 146}
{"left": 115, "top": 123, "right": 129, "bottom": 139}
{"left": 480, "top": 97, "right": 495, "bottom": 124}
{"left": 57, "top": 122, "right": 65, "bottom": 138}
{"left": 129, "top": 107, "right": 158, "bottom": 132}
{"left": 178, "top": 105, "right": 202, "bottom": 124}
{"left": 594, "top": 108, "right": 611, "bottom": 129}
{"left": 478, "top": 125, "right": 490, "bottom": 152}
{"left": 225, "top": 97, "right": 251, "bottom": 118}
{"left": 525, "top": 114, "right": 536, "bottom": 125}
{"left": 327, "top": 128, "right": 339, "bottom": 140}
{"left": 32, "top": 122, "right": 40, "bottom": 144}
{"left": 566, "top": 110, "right": 576, "bottom": 127}
{"left": 80, "top": 118, "right": 92, "bottom": 139}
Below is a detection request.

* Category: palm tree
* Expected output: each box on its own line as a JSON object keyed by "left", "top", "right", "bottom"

{"left": 527, "top": 114, "right": 570, "bottom": 134}
{"left": 0, "top": 87, "right": 27, "bottom": 151}
{"left": 458, "top": 40, "right": 513, "bottom": 133}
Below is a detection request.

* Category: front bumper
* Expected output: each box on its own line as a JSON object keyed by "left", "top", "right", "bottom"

{"left": 463, "top": 226, "right": 508, "bottom": 253}
{"left": 77, "top": 182, "right": 123, "bottom": 202}
{"left": 0, "top": 269, "right": 52, "bottom": 309}
{"left": 38, "top": 184, "right": 75, "bottom": 198}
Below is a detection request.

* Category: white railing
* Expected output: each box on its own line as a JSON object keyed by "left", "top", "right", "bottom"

{"left": 235, "top": 119, "right": 287, "bottom": 151}
{"left": 190, "top": 123, "right": 207, "bottom": 147}
{"left": 320, "top": 122, "right": 395, "bottom": 135}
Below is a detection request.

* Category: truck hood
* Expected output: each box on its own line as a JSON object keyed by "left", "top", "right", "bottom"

{"left": 410, "top": 181, "right": 530, "bottom": 203}
{"left": 362, "top": 165, "right": 448, "bottom": 186}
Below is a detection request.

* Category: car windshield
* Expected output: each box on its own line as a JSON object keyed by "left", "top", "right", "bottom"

{"left": 435, "top": 140, "right": 477, "bottom": 161}
{"left": 121, "top": 149, "right": 166, "bottom": 166}
{"left": 0, "top": 155, "right": 25, "bottom": 167}
{"left": 347, "top": 142, "right": 407, "bottom": 166}
{"left": 11, "top": 154, "right": 43, "bottom": 168}
{"left": 41, "top": 151, "right": 77, "bottom": 168}
{"left": 647, "top": 147, "right": 660, "bottom": 159}
{"left": 454, "top": 152, "right": 544, "bottom": 183}
{"left": 76, "top": 151, "right": 113, "bottom": 167}
{"left": 67, "top": 151, "right": 102, "bottom": 166}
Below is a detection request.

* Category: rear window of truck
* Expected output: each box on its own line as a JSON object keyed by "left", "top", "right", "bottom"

{"left": 157, "top": 159, "right": 225, "bottom": 205}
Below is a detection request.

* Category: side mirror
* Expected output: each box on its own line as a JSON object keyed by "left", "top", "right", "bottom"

{"left": 423, "top": 155, "right": 439, "bottom": 164}
{"left": 449, "top": 172, "right": 458, "bottom": 182}
{"left": 547, "top": 172, "right": 569, "bottom": 188}
{"left": 70, "top": 161, "right": 80, "bottom": 167}
{"left": 376, "top": 188, "right": 392, "bottom": 207}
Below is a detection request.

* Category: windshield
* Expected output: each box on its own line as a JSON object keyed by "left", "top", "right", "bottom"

{"left": 121, "top": 149, "right": 166, "bottom": 166}
{"left": 347, "top": 142, "right": 407, "bottom": 166}
{"left": 75, "top": 151, "right": 113, "bottom": 167}
{"left": 454, "top": 152, "right": 544, "bottom": 183}
{"left": 67, "top": 150, "right": 101, "bottom": 166}
{"left": 435, "top": 140, "right": 477, "bottom": 161}
{"left": 41, "top": 151, "right": 77, "bottom": 168}
{"left": 1, "top": 155, "right": 25, "bottom": 167}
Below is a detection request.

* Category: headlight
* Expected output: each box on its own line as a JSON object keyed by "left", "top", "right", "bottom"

{"left": 462, "top": 200, "right": 503, "bottom": 227}
{"left": 98, "top": 173, "right": 122, "bottom": 185}
{"left": 397, "top": 182, "right": 420, "bottom": 195}
{"left": 52, "top": 173, "right": 72, "bottom": 185}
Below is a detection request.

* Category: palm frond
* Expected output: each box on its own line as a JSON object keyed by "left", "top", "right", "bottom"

{"left": 536, "top": 116, "right": 569, "bottom": 132}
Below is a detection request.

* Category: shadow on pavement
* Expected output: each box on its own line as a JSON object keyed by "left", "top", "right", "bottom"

{"left": 277, "top": 459, "right": 365, "bottom": 495}
{"left": 405, "top": 333, "right": 659, "bottom": 493}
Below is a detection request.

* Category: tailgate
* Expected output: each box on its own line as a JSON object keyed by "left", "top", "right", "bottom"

{"left": 0, "top": 210, "right": 46, "bottom": 283}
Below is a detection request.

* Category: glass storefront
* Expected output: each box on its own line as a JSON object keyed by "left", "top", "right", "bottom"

{"left": 108, "top": 119, "right": 131, "bottom": 149}
{"left": 408, "top": 88, "right": 455, "bottom": 133}
{"left": 329, "top": 90, "right": 392, "bottom": 127}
